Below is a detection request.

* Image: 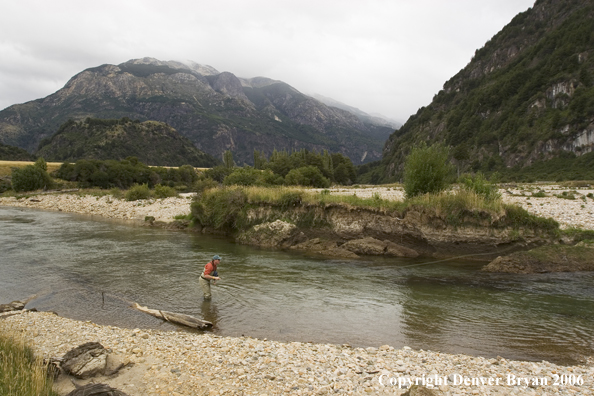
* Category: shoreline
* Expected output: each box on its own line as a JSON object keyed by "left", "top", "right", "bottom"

{"left": 2, "top": 187, "right": 594, "bottom": 395}
{"left": 1, "top": 184, "right": 594, "bottom": 230}
{"left": 1, "top": 310, "right": 592, "bottom": 396}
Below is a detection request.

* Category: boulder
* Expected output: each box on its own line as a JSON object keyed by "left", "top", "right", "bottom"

{"left": 482, "top": 244, "right": 594, "bottom": 273}
{"left": 238, "top": 220, "right": 300, "bottom": 248}
{"left": 384, "top": 240, "right": 419, "bottom": 258}
{"left": 0, "top": 300, "right": 26, "bottom": 312}
{"left": 291, "top": 238, "right": 359, "bottom": 258}
{"left": 342, "top": 237, "right": 386, "bottom": 255}
{"left": 402, "top": 385, "right": 441, "bottom": 396}
{"left": 65, "top": 383, "right": 129, "bottom": 396}
{"left": 61, "top": 342, "right": 108, "bottom": 379}
{"left": 341, "top": 237, "right": 419, "bottom": 258}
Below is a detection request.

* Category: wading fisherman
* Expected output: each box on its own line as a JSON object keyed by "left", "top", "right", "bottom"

{"left": 200, "top": 255, "right": 221, "bottom": 300}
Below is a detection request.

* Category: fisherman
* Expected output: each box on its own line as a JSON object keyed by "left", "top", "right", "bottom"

{"left": 200, "top": 255, "right": 221, "bottom": 300}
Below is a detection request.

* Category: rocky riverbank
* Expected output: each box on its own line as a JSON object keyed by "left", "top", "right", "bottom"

{"left": 1, "top": 310, "right": 592, "bottom": 396}
{"left": 2, "top": 184, "right": 593, "bottom": 230}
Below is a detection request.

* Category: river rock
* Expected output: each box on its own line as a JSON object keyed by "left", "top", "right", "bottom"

{"left": 61, "top": 342, "right": 109, "bottom": 379}
{"left": 341, "top": 237, "right": 419, "bottom": 258}
{"left": 291, "top": 238, "right": 359, "bottom": 258}
{"left": 482, "top": 244, "right": 594, "bottom": 273}
{"left": 0, "top": 300, "right": 26, "bottom": 312}
{"left": 402, "top": 385, "right": 442, "bottom": 396}
{"left": 237, "top": 220, "right": 300, "bottom": 247}
{"left": 65, "top": 383, "right": 129, "bottom": 396}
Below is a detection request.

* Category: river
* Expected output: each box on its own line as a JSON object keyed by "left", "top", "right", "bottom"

{"left": 1, "top": 206, "right": 593, "bottom": 365}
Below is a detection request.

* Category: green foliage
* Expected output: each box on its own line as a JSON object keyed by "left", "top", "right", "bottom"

{"left": 36, "top": 117, "right": 219, "bottom": 167}
{"left": 0, "top": 330, "right": 58, "bottom": 396}
{"left": 191, "top": 187, "right": 248, "bottom": 230}
{"left": 279, "top": 191, "right": 303, "bottom": 209}
{"left": 285, "top": 166, "right": 331, "bottom": 188}
{"left": 404, "top": 143, "right": 453, "bottom": 198}
{"left": 0, "top": 177, "right": 11, "bottom": 193}
{"left": 0, "top": 143, "right": 36, "bottom": 161}
{"left": 153, "top": 184, "right": 178, "bottom": 198}
{"left": 460, "top": 172, "right": 501, "bottom": 201}
{"left": 501, "top": 204, "right": 559, "bottom": 231}
{"left": 11, "top": 159, "right": 53, "bottom": 192}
{"left": 224, "top": 167, "right": 283, "bottom": 186}
{"left": 223, "top": 150, "right": 235, "bottom": 169}
{"left": 383, "top": 2, "right": 594, "bottom": 183}
{"left": 125, "top": 184, "right": 151, "bottom": 201}
{"left": 204, "top": 166, "right": 233, "bottom": 183}
{"left": 193, "top": 178, "right": 219, "bottom": 193}
{"left": 55, "top": 158, "right": 197, "bottom": 190}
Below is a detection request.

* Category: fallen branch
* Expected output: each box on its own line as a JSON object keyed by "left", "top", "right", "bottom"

{"left": 130, "top": 303, "right": 212, "bottom": 330}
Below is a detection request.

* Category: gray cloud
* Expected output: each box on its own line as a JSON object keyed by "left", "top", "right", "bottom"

{"left": 0, "top": 0, "right": 534, "bottom": 123}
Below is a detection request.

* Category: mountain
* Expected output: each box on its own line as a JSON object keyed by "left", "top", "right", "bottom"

{"left": 0, "top": 142, "right": 36, "bottom": 161}
{"left": 381, "top": 0, "right": 594, "bottom": 181}
{"left": 0, "top": 57, "right": 393, "bottom": 165}
{"left": 36, "top": 117, "right": 219, "bottom": 167}
{"left": 311, "top": 93, "right": 402, "bottom": 131}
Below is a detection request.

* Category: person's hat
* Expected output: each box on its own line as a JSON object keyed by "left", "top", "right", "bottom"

{"left": 213, "top": 255, "right": 221, "bottom": 261}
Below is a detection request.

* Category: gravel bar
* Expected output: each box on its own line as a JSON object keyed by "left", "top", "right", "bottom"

{"left": 1, "top": 311, "right": 592, "bottom": 396}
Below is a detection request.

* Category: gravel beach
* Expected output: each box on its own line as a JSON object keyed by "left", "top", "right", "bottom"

{"left": 1, "top": 186, "right": 593, "bottom": 395}
{"left": 1, "top": 311, "right": 592, "bottom": 396}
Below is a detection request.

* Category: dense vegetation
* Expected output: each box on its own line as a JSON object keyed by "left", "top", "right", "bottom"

{"left": 36, "top": 117, "right": 219, "bottom": 167}
{"left": 378, "top": 0, "right": 594, "bottom": 183}
{"left": 54, "top": 157, "right": 199, "bottom": 190}
{"left": 189, "top": 184, "right": 559, "bottom": 236}
{"left": 207, "top": 149, "right": 357, "bottom": 188}
{"left": 0, "top": 143, "right": 35, "bottom": 161}
{"left": 11, "top": 158, "right": 53, "bottom": 192}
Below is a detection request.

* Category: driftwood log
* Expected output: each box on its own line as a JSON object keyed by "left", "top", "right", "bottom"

{"left": 131, "top": 303, "right": 212, "bottom": 330}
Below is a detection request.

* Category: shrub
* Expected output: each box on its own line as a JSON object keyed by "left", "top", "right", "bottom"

{"left": 153, "top": 184, "right": 178, "bottom": 198}
{"left": 11, "top": 164, "right": 53, "bottom": 192}
{"left": 125, "top": 184, "right": 151, "bottom": 201}
{"left": 109, "top": 188, "right": 124, "bottom": 199}
{"left": 404, "top": 143, "right": 453, "bottom": 198}
{"left": 193, "top": 178, "right": 219, "bottom": 193}
{"left": 190, "top": 187, "right": 248, "bottom": 230}
{"left": 460, "top": 172, "right": 501, "bottom": 201}
{"left": 285, "top": 166, "right": 330, "bottom": 188}
{"left": 279, "top": 191, "right": 303, "bottom": 209}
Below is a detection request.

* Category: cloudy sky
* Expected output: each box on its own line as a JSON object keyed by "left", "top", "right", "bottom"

{"left": 1, "top": 0, "right": 534, "bottom": 123}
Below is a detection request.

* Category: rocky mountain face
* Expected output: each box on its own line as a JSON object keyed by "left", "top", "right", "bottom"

{"left": 382, "top": 0, "right": 594, "bottom": 181}
{"left": 0, "top": 57, "right": 392, "bottom": 165}
{"left": 36, "top": 117, "right": 219, "bottom": 167}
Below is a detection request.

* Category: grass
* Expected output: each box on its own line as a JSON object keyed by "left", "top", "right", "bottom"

{"left": 0, "top": 329, "right": 57, "bottom": 396}
{"left": 191, "top": 185, "right": 560, "bottom": 234}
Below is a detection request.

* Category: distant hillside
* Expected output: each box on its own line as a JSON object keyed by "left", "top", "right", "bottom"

{"left": 36, "top": 117, "right": 220, "bottom": 167}
{"left": 381, "top": 0, "right": 594, "bottom": 182}
{"left": 0, "top": 58, "right": 393, "bottom": 165}
{"left": 0, "top": 142, "right": 36, "bottom": 161}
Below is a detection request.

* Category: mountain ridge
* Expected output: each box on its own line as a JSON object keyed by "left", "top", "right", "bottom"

{"left": 380, "top": 0, "right": 594, "bottom": 181}
{"left": 0, "top": 57, "right": 393, "bottom": 165}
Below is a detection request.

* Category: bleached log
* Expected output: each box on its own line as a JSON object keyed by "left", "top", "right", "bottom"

{"left": 131, "top": 303, "right": 212, "bottom": 330}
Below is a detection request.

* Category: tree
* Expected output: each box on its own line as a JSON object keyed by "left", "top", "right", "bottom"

{"left": 223, "top": 150, "right": 235, "bottom": 170}
{"left": 403, "top": 142, "right": 453, "bottom": 198}
{"left": 11, "top": 159, "right": 53, "bottom": 192}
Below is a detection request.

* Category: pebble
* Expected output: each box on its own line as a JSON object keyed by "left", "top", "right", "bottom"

{"left": 1, "top": 311, "right": 592, "bottom": 396}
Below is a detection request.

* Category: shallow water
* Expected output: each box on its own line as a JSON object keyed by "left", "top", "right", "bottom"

{"left": 1, "top": 206, "right": 593, "bottom": 365}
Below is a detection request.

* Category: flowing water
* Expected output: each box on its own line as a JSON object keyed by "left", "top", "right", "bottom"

{"left": 1, "top": 206, "right": 593, "bottom": 365}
